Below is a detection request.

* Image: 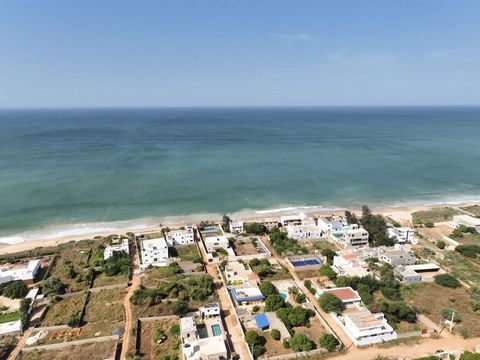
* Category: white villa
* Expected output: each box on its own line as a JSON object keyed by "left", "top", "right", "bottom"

{"left": 450, "top": 215, "right": 480, "bottom": 231}
{"left": 318, "top": 287, "right": 362, "bottom": 307}
{"left": 387, "top": 227, "right": 417, "bottom": 244}
{"left": 229, "top": 221, "right": 244, "bottom": 234}
{"left": 333, "top": 253, "right": 371, "bottom": 277}
{"left": 280, "top": 212, "right": 315, "bottom": 227}
{"left": 140, "top": 237, "right": 169, "bottom": 269}
{"left": 286, "top": 224, "right": 324, "bottom": 240}
{"left": 0, "top": 260, "right": 41, "bottom": 285}
{"left": 165, "top": 226, "right": 195, "bottom": 246}
{"left": 342, "top": 308, "right": 397, "bottom": 346}
{"left": 104, "top": 238, "right": 129, "bottom": 260}
{"left": 317, "top": 215, "right": 348, "bottom": 234}
{"left": 180, "top": 310, "right": 228, "bottom": 360}
{"left": 342, "top": 225, "right": 369, "bottom": 247}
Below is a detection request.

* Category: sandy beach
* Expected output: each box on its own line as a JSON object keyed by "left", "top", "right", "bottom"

{"left": 0, "top": 200, "right": 476, "bottom": 256}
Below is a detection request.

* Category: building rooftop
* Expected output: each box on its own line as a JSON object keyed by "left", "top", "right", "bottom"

{"left": 346, "top": 310, "right": 384, "bottom": 329}
{"left": 323, "top": 287, "right": 361, "bottom": 302}
{"left": 142, "top": 237, "right": 167, "bottom": 250}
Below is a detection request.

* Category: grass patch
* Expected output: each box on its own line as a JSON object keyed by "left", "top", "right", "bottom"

{"left": 169, "top": 244, "right": 200, "bottom": 262}
{"left": 18, "top": 339, "right": 117, "bottom": 360}
{"left": 42, "top": 294, "right": 86, "bottom": 326}
{"left": 92, "top": 273, "right": 128, "bottom": 288}
{"left": 84, "top": 288, "right": 125, "bottom": 323}
{"left": 138, "top": 318, "right": 181, "bottom": 359}
{"left": 412, "top": 207, "right": 461, "bottom": 225}
{"left": 0, "top": 311, "right": 21, "bottom": 324}
{"left": 403, "top": 282, "right": 480, "bottom": 337}
{"left": 461, "top": 205, "right": 480, "bottom": 216}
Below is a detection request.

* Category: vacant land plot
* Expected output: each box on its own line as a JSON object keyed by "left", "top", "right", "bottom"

{"left": 403, "top": 282, "right": 480, "bottom": 337}
{"left": 233, "top": 240, "right": 259, "bottom": 256}
{"left": 412, "top": 207, "right": 461, "bottom": 225}
{"left": 437, "top": 251, "right": 480, "bottom": 285}
{"left": 138, "top": 317, "right": 181, "bottom": 360}
{"left": 169, "top": 244, "right": 200, "bottom": 261}
{"left": 451, "top": 233, "right": 480, "bottom": 246}
{"left": 18, "top": 339, "right": 117, "bottom": 360}
{"left": 92, "top": 273, "right": 128, "bottom": 288}
{"left": 42, "top": 294, "right": 86, "bottom": 326}
{"left": 259, "top": 330, "right": 291, "bottom": 357}
{"left": 461, "top": 205, "right": 480, "bottom": 216}
{"left": 84, "top": 288, "right": 125, "bottom": 323}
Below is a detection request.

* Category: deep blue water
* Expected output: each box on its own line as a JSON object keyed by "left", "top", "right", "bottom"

{"left": 1, "top": 107, "right": 479, "bottom": 237}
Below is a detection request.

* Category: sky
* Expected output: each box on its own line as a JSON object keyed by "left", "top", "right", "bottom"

{"left": 1, "top": 0, "right": 479, "bottom": 107}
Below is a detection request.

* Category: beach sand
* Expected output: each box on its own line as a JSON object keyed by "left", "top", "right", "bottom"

{"left": 0, "top": 201, "right": 476, "bottom": 256}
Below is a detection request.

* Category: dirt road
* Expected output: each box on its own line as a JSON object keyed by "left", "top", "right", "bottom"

{"left": 7, "top": 328, "right": 32, "bottom": 360}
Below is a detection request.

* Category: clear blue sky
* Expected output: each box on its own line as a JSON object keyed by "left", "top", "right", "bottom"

{"left": 1, "top": 0, "right": 479, "bottom": 107}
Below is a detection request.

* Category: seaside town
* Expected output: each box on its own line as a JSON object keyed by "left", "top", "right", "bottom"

{"left": 1, "top": 203, "right": 480, "bottom": 360}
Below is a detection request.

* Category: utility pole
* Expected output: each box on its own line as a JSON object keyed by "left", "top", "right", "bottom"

{"left": 449, "top": 311, "right": 455, "bottom": 333}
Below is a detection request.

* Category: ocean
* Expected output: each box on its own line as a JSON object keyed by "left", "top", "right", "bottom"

{"left": 1, "top": 107, "right": 480, "bottom": 241}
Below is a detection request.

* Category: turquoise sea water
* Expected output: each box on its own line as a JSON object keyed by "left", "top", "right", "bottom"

{"left": 1, "top": 107, "right": 480, "bottom": 239}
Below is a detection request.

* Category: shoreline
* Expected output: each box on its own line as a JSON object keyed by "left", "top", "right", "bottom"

{"left": 0, "top": 197, "right": 478, "bottom": 256}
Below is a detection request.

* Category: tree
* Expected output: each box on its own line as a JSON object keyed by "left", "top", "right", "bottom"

{"left": 295, "top": 293, "right": 306, "bottom": 304}
{"left": 103, "top": 252, "right": 130, "bottom": 276}
{"left": 318, "top": 293, "right": 343, "bottom": 314}
{"left": 424, "top": 221, "right": 435, "bottom": 228}
{"left": 435, "top": 274, "right": 461, "bottom": 288}
{"left": 244, "top": 331, "right": 266, "bottom": 358}
{"left": 222, "top": 215, "right": 231, "bottom": 232}
{"left": 436, "top": 240, "right": 446, "bottom": 249}
{"left": 259, "top": 281, "right": 277, "bottom": 297}
{"left": 276, "top": 307, "right": 314, "bottom": 328}
{"left": 319, "top": 333, "right": 339, "bottom": 352}
{"left": 441, "top": 308, "right": 461, "bottom": 322}
{"left": 318, "top": 265, "right": 337, "bottom": 280}
{"left": 460, "top": 351, "right": 480, "bottom": 360}
{"left": 270, "top": 329, "right": 281, "bottom": 340}
{"left": 1, "top": 281, "right": 28, "bottom": 299}
{"left": 67, "top": 311, "right": 82, "bottom": 327}
{"left": 169, "top": 300, "right": 189, "bottom": 316}
{"left": 320, "top": 248, "right": 337, "bottom": 265}
{"left": 264, "top": 294, "right": 286, "bottom": 312}
{"left": 345, "top": 211, "right": 358, "bottom": 225}
{"left": 288, "top": 333, "right": 314, "bottom": 352}
{"left": 360, "top": 205, "right": 394, "bottom": 247}
{"left": 244, "top": 222, "right": 267, "bottom": 235}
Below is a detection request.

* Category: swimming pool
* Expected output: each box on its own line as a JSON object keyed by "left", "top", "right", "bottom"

{"left": 279, "top": 292, "right": 287, "bottom": 299}
{"left": 211, "top": 324, "right": 222, "bottom": 336}
{"left": 291, "top": 259, "right": 321, "bottom": 267}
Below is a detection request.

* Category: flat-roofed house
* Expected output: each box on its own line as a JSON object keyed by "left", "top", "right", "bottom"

{"left": 342, "top": 225, "right": 369, "bottom": 247}
{"left": 140, "top": 237, "right": 169, "bottom": 268}
{"left": 165, "top": 226, "right": 195, "bottom": 246}
{"left": 229, "top": 221, "right": 244, "bottom": 234}
{"left": 387, "top": 227, "right": 417, "bottom": 244}
{"left": 286, "top": 224, "right": 324, "bottom": 240}
{"left": 104, "top": 238, "right": 129, "bottom": 260}
{"left": 333, "top": 253, "right": 371, "bottom": 277}
{"left": 317, "top": 215, "right": 348, "bottom": 234}
{"left": 343, "top": 309, "right": 397, "bottom": 346}
{"left": 378, "top": 248, "right": 417, "bottom": 267}
{"left": 280, "top": 212, "right": 315, "bottom": 227}
{"left": 0, "top": 259, "right": 41, "bottom": 285}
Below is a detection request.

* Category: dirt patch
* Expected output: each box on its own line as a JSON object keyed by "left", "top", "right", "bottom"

{"left": 138, "top": 318, "right": 181, "bottom": 360}
{"left": 84, "top": 288, "right": 125, "bottom": 323}
{"left": 42, "top": 294, "right": 86, "bottom": 326}
{"left": 18, "top": 339, "right": 117, "bottom": 360}
{"left": 92, "top": 273, "right": 128, "bottom": 288}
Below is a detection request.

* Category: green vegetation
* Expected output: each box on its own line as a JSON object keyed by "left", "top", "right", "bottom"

{"left": 412, "top": 207, "right": 461, "bottom": 225}
{"left": 276, "top": 306, "right": 315, "bottom": 329}
{"left": 269, "top": 228, "right": 307, "bottom": 255}
{"left": 39, "top": 277, "right": 66, "bottom": 295}
{"left": 259, "top": 281, "right": 277, "bottom": 297}
{"left": 264, "top": 294, "right": 286, "bottom": 312}
{"left": 295, "top": 293, "right": 306, "bottom": 304}
{"left": 303, "top": 280, "right": 316, "bottom": 295}
{"left": 345, "top": 211, "right": 358, "bottom": 225}
{"left": 318, "top": 293, "right": 343, "bottom": 314}
{"left": 103, "top": 252, "right": 130, "bottom": 276}
{"left": 0, "top": 281, "right": 28, "bottom": 299}
{"left": 0, "top": 311, "right": 21, "bottom": 324}
{"left": 320, "top": 248, "right": 336, "bottom": 265}
{"left": 441, "top": 308, "right": 461, "bottom": 322}
{"left": 170, "top": 324, "right": 180, "bottom": 336}
{"left": 222, "top": 215, "right": 231, "bottom": 232}
{"left": 270, "top": 328, "right": 281, "bottom": 340}
{"left": 436, "top": 240, "right": 446, "bottom": 249}
{"left": 460, "top": 205, "right": 480, "bottom": 217}
{"left": 244, "top": 331, "right": 266, "bottom": 358}
{"left": 319, "top": 333, "right": 339, "bottom": 352}
{"left": 168, "top": 301, "right": 189, "bottom": 316}
{"left": 288, "top": 333, "right": 314, "bottom": 352}
{"left": 360, "top": 205, "right": 394, "bottom": 247}
{"left": 249, "top": 258, "right": 272, "bottom": 277}
{"left": 460, "top": 351, "right": 480, "bottom": 360}
{"left": 434, "top": 274, "right": 461, "bottom": 288}
{"left": 452, "top": 225, "right": 478, "bottom": 238}
{"left": 66, "top": 311, "right": 82, "bottom": 327}
{"left": 243, "top": 222, "right": 267, "bottom": 235}
{"left": 318, "top": 265, "right": 337, "bottom": 280}
{"left": 455, "top": 245, "right": 480, "bottom": 258}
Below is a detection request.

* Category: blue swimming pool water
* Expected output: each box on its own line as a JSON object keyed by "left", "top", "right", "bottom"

{"left": 291, "top": 259, "right": 321, "bottom": 267}
{"left": 211, "top": 324, "right": 222, "bottom": 336}
{"left": 279, "top": 292, "right": 287, "bottom": 299}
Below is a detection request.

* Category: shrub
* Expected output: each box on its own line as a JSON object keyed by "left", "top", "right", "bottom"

{"left": 276, "top": 306, "right": 315, "bottom": 328}
{"left": 295, "top": 293, "right": 306, "bottom": 304}
{"left": 170, "top": 324, "right": 180, "bottom": 336}
{"left": 283, "top": 339, "right": 290, "bottom": 348}
{"left": 252, "top": 305, "right": 260, "bottom": 313}
{"left": 424, "top": 221, "right": 435, "bottom": 228}
{"left": 39, "top": 277, "right": 66, "bottom": 295}
{"left": 434, "top": 274, "right": 461, "bottom": 288}
{"left": 441, "top": 308, "right": 462, "bottom": 322}
{"left": 244, "top": 331, "right": 266, "bottom": 358}
{"left": 318, "top": 293, "right": 343, "bottom": 314}
{"left": 1, "top": 281, "right": 28, "bottom": 299}
{"left": 318, "top": 265, "right": 337, "bottom": 280}
{"left": 103, "top": 252, "right": 130, "bottom": 276}
{"left": 319, "top": 333, "right": 339, "bottom": 352}
{"left": 289, "top": 333, "right": 314, "bottom": 352}
{"left": 259, "top": 281, "right": 277, "bottom": 297}
{"left": 243, "top": 222, "right": 267, "bottom": 235}
{"left": 270, "top": 329, "right": 281, "bottom": 340}
{"left": 320, "top": 249, "right": 336, "bottom": 265}
{"left": 436, "top": 240, "right": 446, "bottom": 249}
{"left": 455, "top": 245, "right": 480, "bottom": 258}
{"left": 66, "top": 312, "right": 82, "bottom": 327}
{"left": 168, "top": 300, "right": 189, "bottom": 316}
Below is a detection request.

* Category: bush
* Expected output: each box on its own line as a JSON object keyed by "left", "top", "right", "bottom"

{"left": 252, "top": 305, "right": 260, "bottom": 313}
{"left": 276, "top": 306, "right": 315, "bottom": 328}
{"left": 424, "top": 221, "right": 435, "bottom": 228}
{"left": 318, "top": 293, "right": 343, "bottom": 314}
{"left": 435, "top": 274, "right": 461, "bottom": 288}
{"left": 170, "top": 324, "right": 180, "bottom": 336}
{"left": 39, "top": 277, "right": 66, "bottom": 295}
{"left": 320, "top": 249, "right": 336, "bottom": 265}
{"left": 168, "top": 300, "right": 189, "bottom": 316}
{"left": 319, "top": 333, "right": 339, "bottom": 352}
{"left": 318, "top": 265, "right": 337, "bottom": 280}
{"left": 289, "top": 333, "right": 314, "bottom": 352}
{"left": 283, "top": 339, "right": 290, "bottom": 348}
{"left": 103, "top": 252, "right": 130, "bottom": 276}
{"left": 1, "top": 281, "right": 28, "bottom": 299}
{"left": 441, "top": 308, "right": 462, "bottom": 322}
{"left": 66, "top": 311, "right": 82, "bottom": 327}
{"left": 455, "top": 245, "right": 480, "bottom": 258}
{"left": 269, "top": 227, "right": 306, "bottom": 255}
{"left": 436, "top": 240, "right": 446, "bottom": 249}
{"left": 270, "top": 329, "right": 281, "bottom": 340}
{"left": 243, "top": 222, "right": 267, "bottom": 235}
{"left": 244, "top": 331, "right": 266, "bottom": 358}
{"left": 295, "top": 293, "right": 306, "bottom": 304}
